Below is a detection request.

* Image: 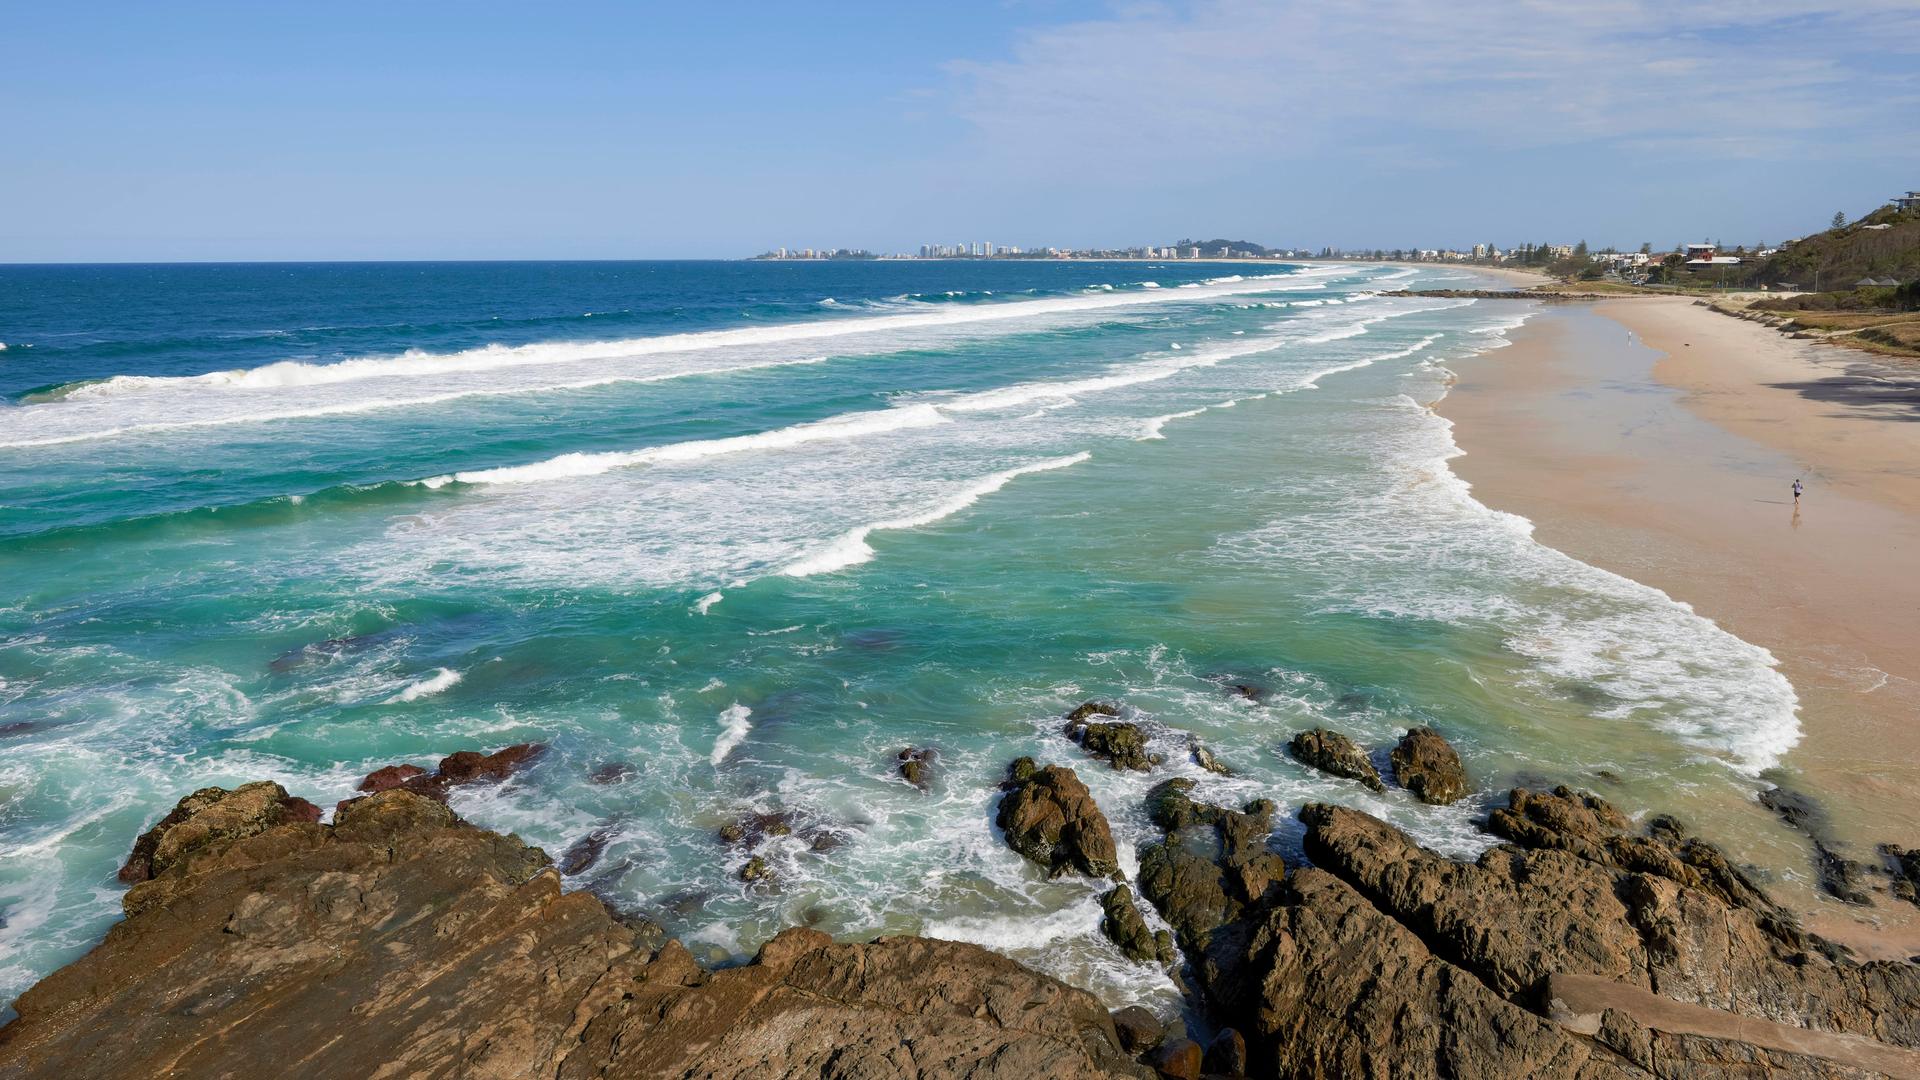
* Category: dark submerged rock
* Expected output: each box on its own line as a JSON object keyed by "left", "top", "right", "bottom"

{"left": 586, "top": 761, "right": 635, "bottom": 785}
{"left": 1388, "top": 725, "right": 1468, "bottom": 804}
{"left": 559, "top": 828, "right": 613, "bottom": 876}
{"left": 1286, "top": 727, "right": 1385, "bottom": 791}
{"left": 1882, "top": 844, "right": 1920, "bottom": 907}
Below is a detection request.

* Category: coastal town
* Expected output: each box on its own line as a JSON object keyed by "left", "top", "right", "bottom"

{"left": 754, "top": 187, "right": 1920, "bottom": 289}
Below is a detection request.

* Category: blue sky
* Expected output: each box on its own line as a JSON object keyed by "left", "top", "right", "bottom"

{"left": 4, "top": 1, "right": 1917, "bottom": 261}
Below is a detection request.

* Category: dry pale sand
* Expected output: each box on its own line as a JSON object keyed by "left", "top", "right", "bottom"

{"left": 1438, "top": 296, "right": 1920, "bottom": 954}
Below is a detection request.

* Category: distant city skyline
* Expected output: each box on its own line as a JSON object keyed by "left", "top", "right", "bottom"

{"left": 4, "top": 2, "right": 1918, "bottom": 262}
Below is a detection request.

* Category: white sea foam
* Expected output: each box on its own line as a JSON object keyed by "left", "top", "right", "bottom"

{"left": 711, "top": 703, "right": 752, "bottom": 765}
{"left": 4, "top": 269, "right": 1354, "bottom": 450}
{"left": 693, "top": 591, "right": 724, "bottom": 615}
{"left": 1213, "top": 314, "right": 1801, "bottom": 774}
{"left": 1137, "top": 407, "right": 1210, "bottom": 440}
{"left": 782, "top": 453, "right": 1091, "bottom": 576}
{"left": 425, "top": 404, "right": 951, "bottom": 487}
{"left": 385, "top": 667, "right": 463, "bottom": 703}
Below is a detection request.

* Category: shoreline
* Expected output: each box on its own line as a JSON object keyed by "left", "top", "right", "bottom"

{"left": 1436, "top": 294, "right": 1920, "bottom": 953}
{"left": 11, "top": 748, "right": 1920, "bottom": 1076}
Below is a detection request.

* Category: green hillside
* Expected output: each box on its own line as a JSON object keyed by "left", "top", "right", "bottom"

{"left": 1753, "top": 204, "right": 1920, "bottom": 288}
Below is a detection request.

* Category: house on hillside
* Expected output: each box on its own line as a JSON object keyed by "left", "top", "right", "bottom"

{"left": 1684, "top": 242, "right": 1740, "bottom": 267}
{"left": 1896, "top": 191, "right": 1919, "bottom": 211}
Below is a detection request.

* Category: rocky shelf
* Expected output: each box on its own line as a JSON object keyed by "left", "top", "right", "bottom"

{"left": 4, "top": 731, "right": 1920, "bottom": 1078}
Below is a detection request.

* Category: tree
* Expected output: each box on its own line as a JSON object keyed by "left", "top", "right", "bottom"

{"left": 1639, "top": 242, "right": 1652, "bottom": 254}
{"left": 1832, "top": 211, "right": 1848, "bottom": 230}
{"left": 1573, "top": 240, "right": 1589, "bottom": 258}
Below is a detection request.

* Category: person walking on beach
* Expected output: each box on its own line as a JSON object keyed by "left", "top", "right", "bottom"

{"left": 1792, "top": 478, "right": 1804, "bottom": 502}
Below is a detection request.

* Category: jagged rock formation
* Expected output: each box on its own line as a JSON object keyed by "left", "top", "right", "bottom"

{"left": 13, "top": 759, "right": 1920, "bottom": 1079}
{"left": 1100, "top": 884, "right": 1176, "bottom": 966}
{"left": 0, "top": 781, "right": 1150, "bottom": 1079}
{"left": 343, "top": 741, "right": 546, "bottom": 814}
{"left": 1286, "top": 727, "right": 1385, "bottom": 792}
{"left": 898, "top": 745, "right": 938, "bottom": 789}
{"left": 997, "top": 757, "right": 1122, "bottom": 879}
{"left": 1133, "top": 781, "right": 1920, "bottom": 1079}
{"left": 1389, "top": 725, "right": 1469, "bottom": 804}
{"left": 1063, "top": 703, "right": 1160, "bottom": 772}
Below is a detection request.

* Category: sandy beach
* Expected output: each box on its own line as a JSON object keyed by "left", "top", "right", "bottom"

{"left": 1438, "top": 294, "right": 1920, "bottom": 952}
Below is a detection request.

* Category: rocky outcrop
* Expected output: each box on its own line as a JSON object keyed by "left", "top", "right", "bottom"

{"left": 1134, "top": 779, "right": 1285, "bottom": 987}
{"left": 1133, "top": 782, "right": 1920, "bottom": 1079}
{"left": 1100, "top": 884, "right": 1175, "bottom": 966}
{"left": 1882, "top": 844, "right": 1920, "bottom": 907}
{"left": 340, "top": 742, "right": 546, "bottom": 814}
{"left": 1287, "top": 727, "right": 1385, "bottom": 792}
{"left": 997, "top": 758, "right": 1122, "bottom": 879}
{"left": 116, "top": 780, "right": 321, "bottom": 886}
{"left": 1189, "top": 739, "right": 1233, "bottom": 776}
{"left": 897, "top": 745, "right": 937, "bottom": 789}
{"left": 1064, "top": 704, "right": 1160, "bottom": 772}
{"left": 1390, "top": 725, "right": 1468, "bottom": 804}
{"left": 0, "top": 780, "right": 1150, "bottom": 1080}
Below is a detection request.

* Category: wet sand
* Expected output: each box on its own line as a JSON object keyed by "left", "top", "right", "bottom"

{"left": 1438, "top": 297, "right": 1920, "bottom": 953}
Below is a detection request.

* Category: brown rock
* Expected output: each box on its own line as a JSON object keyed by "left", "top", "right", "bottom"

{"left": 356, "top": 763, "right": 426, "bottom": 793}
{"left": 1202, "top": 1027, "right": 1247, "bottom": 1076}
{"left": 1065, "top": 711, "right": 1158, "bottom": 772}
{"left": 1065, "top": 700, "right": 1122, "bottom": 724}
{"left": 116, "top": 781, "right": 323, "bottom": 885}
{"left": 343, "top": 743, "right": 548, "bottom": 811}
{"left": 1101, "top": 884, "right": 1175, "bottom": 966}
{"left": 1287, "top": 727, "right": 1384, "bottom": 792}
{"left": 898, "top": 745, "right": 937, "bottom": 789}
{"left": 1389, "top": 725, "right": 1468, "bottom": 804}
{"left": 1135, "top": 782, "right": 1284, "bottom": 961}
{"left": 1147, "top": 1037, "right": 1202, "bottom": 1080}
{"left": 2, "top": 781, "right": 1149, "bottom": 1080}
{"left": 996, "top": 761, "right": 1121, "bottom": 879}
{"left": 1109, "top": 1005, "right": 1164, "bottom": 1055}
{"left": 435, "top": 742, "right": 545, "bottom": 784}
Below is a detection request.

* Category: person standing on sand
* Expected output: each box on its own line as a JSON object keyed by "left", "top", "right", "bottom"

{"left": 1793, "top": 478, "right": 1804, "bottom": 502}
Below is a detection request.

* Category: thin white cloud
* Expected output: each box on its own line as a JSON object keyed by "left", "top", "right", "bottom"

{"left": 943, "top": 1, "right": 1920, "bottom": 166}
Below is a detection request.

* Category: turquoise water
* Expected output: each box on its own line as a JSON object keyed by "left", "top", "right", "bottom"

{"left": 0, "top": 260, "right": 1798, "bottom": 1011}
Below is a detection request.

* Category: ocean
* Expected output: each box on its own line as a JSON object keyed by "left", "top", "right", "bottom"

{"left": 0, "top": 259, "right": 1799, "bottom": 1013}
